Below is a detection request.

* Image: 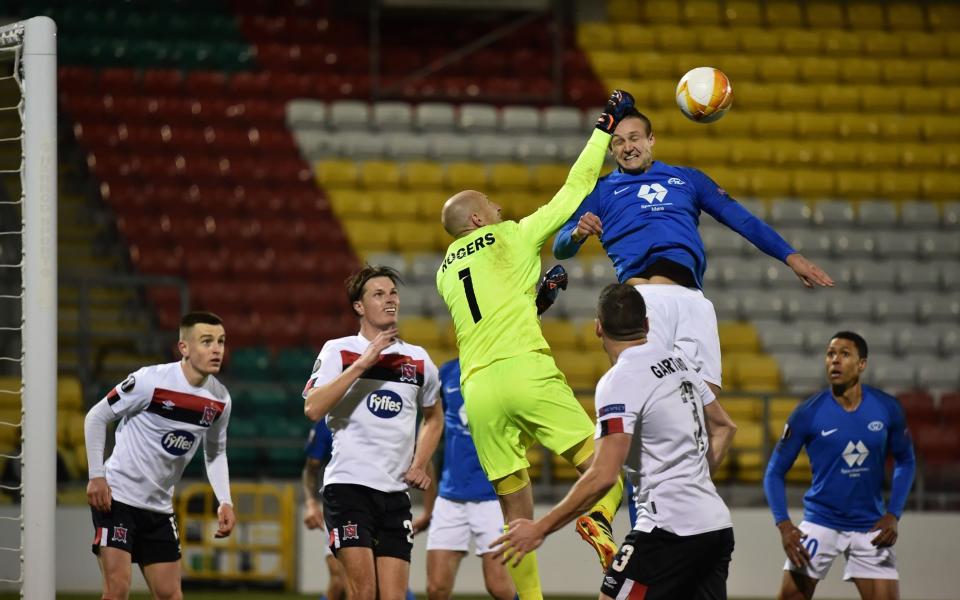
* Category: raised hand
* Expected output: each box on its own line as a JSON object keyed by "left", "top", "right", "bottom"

{"left": 596, "top": 89, "right": 636, "bottom": 133}
{"left": 786, "top": 254, "right": 834, "bottom": 288}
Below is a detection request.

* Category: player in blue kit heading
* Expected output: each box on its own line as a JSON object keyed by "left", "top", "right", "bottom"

{"left": 414, "top": 358, "right": 515, "bottom": 600}
{"left": 553, "top": 107, "right": 833, "bottom": 397}
{"left": 763, "top": 331, "right": 915, "bottom": 600}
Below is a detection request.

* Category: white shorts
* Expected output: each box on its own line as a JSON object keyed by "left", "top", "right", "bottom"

{"left": 784, "top": 521, "right": 898, "bottom": 581}
{"left": 632, "top": 284, "right": 722, "bottom": 387}
{"left": 426, "top": 496, "right": 504, "bottom": 556}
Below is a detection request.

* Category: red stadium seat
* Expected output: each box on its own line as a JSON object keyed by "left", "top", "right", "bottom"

{"left": 898, "top": 390, "right": 938, "bottom": 426}
{"left": 99, "top": 68, "right": 140, "bottom": 95}
{"left": 142, "top": 69, "right": 185, "bottom": 96}
{"left": 184, "top": 71, "right": 228, "bottom": 97}
{"left": 940, "top": 392, "right": 960, "bottom": 426}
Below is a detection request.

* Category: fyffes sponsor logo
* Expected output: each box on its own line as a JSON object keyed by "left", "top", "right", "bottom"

{"left": 367, "top": 390, "right": 403, "bottom": 418}
{"left": 161, "top": 430, "right": 196, "bottom": 455}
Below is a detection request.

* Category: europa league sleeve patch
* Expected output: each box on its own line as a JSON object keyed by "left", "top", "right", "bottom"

{"left": 311, "top": 357, "right": 322, "bottom": 374}
{"left": 121, "top": 375, "right": 136, "bottom": 394}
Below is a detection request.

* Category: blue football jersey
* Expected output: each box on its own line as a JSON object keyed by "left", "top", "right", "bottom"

{"left": 763, "top": 385, "right": 916, "bottom": 532}
{"left": 305, "top": 419, "right": 333, "bottom": 462}
{"left": 553, "top": 162, "right": 795, "bottom": 289}
{"left": 438, "top": 359, "right": 497, "bottom": 502}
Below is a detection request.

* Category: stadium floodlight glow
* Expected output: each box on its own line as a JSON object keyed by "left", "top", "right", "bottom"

{"left": 0, "top": 16, "right": 57, "bottom": 600}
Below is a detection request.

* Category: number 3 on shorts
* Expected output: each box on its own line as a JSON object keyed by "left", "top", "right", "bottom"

{"left": 403, "top": 519, "right": 414, "bottom": 544}
{"left": 611, "top": 544, "right": 634, "bottom": 572}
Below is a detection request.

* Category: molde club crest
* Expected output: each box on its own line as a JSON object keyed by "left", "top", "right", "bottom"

{"left": 367, "top": 390, "right": 403, "bottom": 418}
{"left": 161, "top": 430, "right": 196, "bottom": 455}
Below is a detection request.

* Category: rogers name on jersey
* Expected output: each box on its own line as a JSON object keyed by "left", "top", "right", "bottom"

{"left": 367, "top": 390, "right": 403, "bottom": 418}
{"left": 161, "top": 430, "right": 196, "bottom": 455}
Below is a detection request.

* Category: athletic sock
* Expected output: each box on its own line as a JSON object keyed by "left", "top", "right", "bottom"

{"left": 589, "top": 473, "right": 624, "bottom": 524}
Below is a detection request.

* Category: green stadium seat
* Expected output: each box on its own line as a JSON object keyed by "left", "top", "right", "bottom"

{"left": 227, "top": 347, "right": 271, "bottom": 381}
{"left": 275, "top": 347, "right": 316, "bottom": 384}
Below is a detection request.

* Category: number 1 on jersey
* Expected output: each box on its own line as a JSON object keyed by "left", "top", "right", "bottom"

{"left": 458, "top": 268, "right": 483, "bottom": 323}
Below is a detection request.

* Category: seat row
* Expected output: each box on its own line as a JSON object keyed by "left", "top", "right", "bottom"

{"left": 605, "top": 0, "right": 959, "bottom": 31}
{"left": 776, "top": 350, "right": 958, "bottom": 394}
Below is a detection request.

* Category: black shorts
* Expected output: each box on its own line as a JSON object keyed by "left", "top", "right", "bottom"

{"left": 600, "top": 527, "right": 735, "bottom": 600}
{"left": 91, "top": 500, "right": 181, "bottom": 566}
{"left": 322, "top": 483, "right": 413, "bottom": 561}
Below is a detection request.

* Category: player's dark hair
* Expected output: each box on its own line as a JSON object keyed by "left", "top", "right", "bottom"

{"left": 179, "top": 311, "right": 223, "bottom": 329}
{"left": 831, "top": 331, "right": 868, "bottom": 358}
{"left": 597, "top": 283, "right": 648, "bottom": 341}
{"left": 346, "top": 265, "right": 403, "bottom": 316}
{"left": 620, "top": 107, "right": 653, "bottom": 136}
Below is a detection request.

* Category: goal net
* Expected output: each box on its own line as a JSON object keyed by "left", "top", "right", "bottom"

{"left": 0, "top": 16, "right": 57, "bottom": 600}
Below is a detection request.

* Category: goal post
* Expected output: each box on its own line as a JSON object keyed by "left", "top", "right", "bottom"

{"left": 0, "top": 16, "right": 57, "bottom": 600}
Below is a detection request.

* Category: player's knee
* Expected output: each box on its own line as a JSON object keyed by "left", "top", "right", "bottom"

{"left": 426, "top": 578, "right": 453, "bottom": 600}
{"left": 347, "top": 577, "right": 377, "bottom": 600}
{"left": 152, "top": 589, "right": 182, "bottom": 600}
{"left": 492, "top": 469, "right": 530, "bottom": 495}
{"left": 484, "top": 578, "right": 515, "bottom": 600}
{"left": 102, "top": 571, "right": 131, "bottom": 599}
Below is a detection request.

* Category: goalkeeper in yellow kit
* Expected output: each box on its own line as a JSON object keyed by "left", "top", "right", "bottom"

{"left": 436, "top": 90, "right": 634, "bottom": 597}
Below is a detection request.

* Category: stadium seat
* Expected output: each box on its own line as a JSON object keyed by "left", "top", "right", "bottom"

{"left": 806, "top": 2, "right": 846, "bottom": 28}
{"left": 540, "top": 319, "right": 579, "bottom": 351}
{"left": 738, "top": 28, "right": 780, "bottom": 54}
{"left": 444, "top": 162, "right": 487, "bottom": 190}
{"left": 719, "top": 322, "right": 761, "bottom": 353}
{"left": 722, "top": 0, "right": 763, "bottom": 26}
{"left": 458, "top": 104, "right": 498, "bottom": 132}
{"left": 886, "top": 3, "right": 927, "bottom": 30}
{"left": 819, "top": 29, "right": 861, "bottom": 56}
{"left": 798, "top": 56, "right": 839, "bottom": 83}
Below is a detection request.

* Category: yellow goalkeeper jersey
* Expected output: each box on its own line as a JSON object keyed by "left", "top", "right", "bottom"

{"left": 436, "top": 128, "right": 610, "bottom": 381}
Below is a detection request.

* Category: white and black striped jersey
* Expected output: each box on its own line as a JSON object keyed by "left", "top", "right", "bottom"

{"left": 303, "top": 334, "right": 439, "bottom": 493}
{"left": 594, "top": 344, "right": 731, "bottom": 536}
{"left": 102, "top": 362, "right": 231, "bottom": 513}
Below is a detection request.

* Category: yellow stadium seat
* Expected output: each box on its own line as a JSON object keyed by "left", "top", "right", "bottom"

{"left": 540, "top": 319, "right": 578, "bottom": 351}
{"left": 861, "top": 144, "right": 901, "bottom": 168}
{"left": 793, "top": 170, "right": 836, "bottom": 198}
{"left": 846, "top": 2, "right": 886, "bottom": 30}
{"left": 439, "top": 321, "right": 457, "bottom": 349}
{"left": 358, "top": 160, "right": 401, "bottom": 191}
{"left": 414, "top": 192, "right": 446, "bottom": 219}
{"left": 57, "top": 377, "right": 83, "bottom": 411}
{"left": 734, "top": 82, "right": 776, "bottom": 110}
{"left": 946, "top": 37, "right": 960, "bottom": 58}
{"left": 589, "top": 50, "right": 632, "bottom": 78}
{"left": 945, "top": 88, "right": 960, "bottom": 112}
{"left": 444, "top": 162, "right": 487, "bottom": 190}
{"left": 696, "top": 27, "right": 739, "bottom": 53}
{"left": 525, "top": 445, "right": 544, "bottom": 479}
{"left": 819, "top": 29, "right": 862, "bottom": 56}
{"left": 577, "top": 393, "right": 596, "bottom": 420}
{"left": 629, "top": 52, "right": 676, "bottom": 80}
{"left": 805, "top": 2, "right": 846, "bottom": 28}
{"left": 552, "top": 350, "right": 597, "bottom": 390}
{"left": 613, "top": 23, "right": 656, "bottom": 51}
{"left": 651, "top": 138, "right": 688, "bottom": 164}
{"left": 722, "top": 0, "right": 763, "bottom": 27}
{"left": 796, "top": 112, "right": 838, "bottom": 138}
{"left": 532, "top": 164, "right": 568, "bottom": 192}
{"left": 577, "top": 320, "right": 600, "bottom": 348}
{"left": 577, "top": 22, "right": 616, "bottom": 50}
{"left": 751, "top": 111, "right": 795, "bottom": 138}
{"left": 836, "top": 113, "right": 881, "bottom": 139}
{"left": 757, "top": 56, "right": 799, "bottom": 83}
{"left": 739, "top": 28, "right": 780, "bottom": 54}
{"left": 944, "top": 147, "right": 960, "bottom": 169}
{"left": 373, "top": 190, "right": 420, "bottom": 220}
{"left": 72, "top": 445, "right": 88, "bottom": 476}
{"left": 607, "top": 0, "right": 640, "bottom": 23}
{"left": 886, "top": 3, "right": 927, "bottom": 31}
{"left": 861, "top": 33, "right": 903, "bottom": 58}
{"left": 901, "top": 87, "right": 943, "bottom": 113}
{"left": 715, "top": 54, "right": 757, "bottom": 82}
{"left": 769, "top": 396, "right": 799, "bottom": 421}
{"left": 687, "top": 142, "right": 729, "bottom": 166}
{"left": 0, "top": 377, "right": 21, "bottom": 410}
{"left": 683, "top": 1, "right": 723, "bottom": 25}
{"left": 402, "top": 161, "right": 444, "bottom": 190}
{"left": 489, "top": 163, "right": 532, "bottom": 192}
{"left": 816, "top": 142, "right": 859, "bottom": 168}
{"left": 928, "top": 3, "right": 960, "bottom": 30}
{"left": 921, "top": 172, "right": 960, "bottom": 200}
{"left": 729, "top": 139, "right": 773, "bottom": 166}
{"left": 720, "top": 396, "right": 761, "bottom": 422}
{"left": 878, "top": 172, "right": 922, "bottom": 199}
{"left": 391, "top": 221, "right": 441, "bottom": 253}
{"left": 705, "top": 166, "right": 750, "bottom": 197}
{"left": 734, "top": 354, "right": 781, "bottom": 392}
{"left": 65, "top": 412, "right": 86, "bottom": 448}
{"left": 781, "top": 29, "right": 821, "bottom": 55}
{"left": 838, "top": 58, "right": 882, "bottom": 84}
{"left": 398, "top": 317, "right": 443, "bottom": 348}
{"left": 859, "top": 85, "right": 901, "bottom": 113}
{"left": 315, "top": 159, "right": 359, "bottom": 188}
{"left": 835, "top": 170, "right": 880, "bottom": 199}
{"left": 817, "top": 85, "right": 860, "bottom": 112}
{"left": 329, "top": 190, "right": 377, "bottom": 218}
{"left": 653, "top": 26, "right": 699, "bottom": 52}
{"left": 925, "top": 60, "right": 960, "bottom": 85}
{"left": 708, "top": 113, "right": 753, "bottom": 138}
{"left": 880, "top": 116, "right": 924, "bottom": 142}
{"left": 798, "top": 56, "right": 840, "bottom": 83}
{"left": 923, "top": 116, "right": 960, "bottom": 142}
{"left": 748, "top": 168, "right": 792, "bottom": 198}
{"left": 882, "top": 60, "right": 923, "bottom": 85}
{"left": 773, "top": 141, "right": 815, "bottom": 167}
{"left": 342, "top": 220, "right": 392, "bottom": 252}
{"left": 643, "top": 0, "right": 683, "bottom": 24}
{"left": 764, "top": 1, "right": 804, "bottom": 27}
{"left": 776, "top": 85, "right": 819, "bottom": 111}
{"left": 719, "top": 322, "right": 760, "bottom": 353}
{"left": 901, "top": 32, "right": 944, "bottom": 58}
{"left": 732, "top": 420, "right": 764, "bottom": 450}
{"left": 900, "top": 144, "right": 942, "bottom": 169}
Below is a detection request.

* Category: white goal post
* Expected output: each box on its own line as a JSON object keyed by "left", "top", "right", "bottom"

{"left": 0, "top": 16, "right": 57, "bottom": 600}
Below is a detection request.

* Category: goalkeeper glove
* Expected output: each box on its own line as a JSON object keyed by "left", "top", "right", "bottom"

{"left": 595, "top": 89, "right": 636, "bottom": 134}
{"left": 536, "top": 264, "right": 569, "bottom": 316}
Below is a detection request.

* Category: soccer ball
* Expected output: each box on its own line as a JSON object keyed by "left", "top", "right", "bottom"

{"left": 675, "top": 67, "right": 733, "bottom": 123}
